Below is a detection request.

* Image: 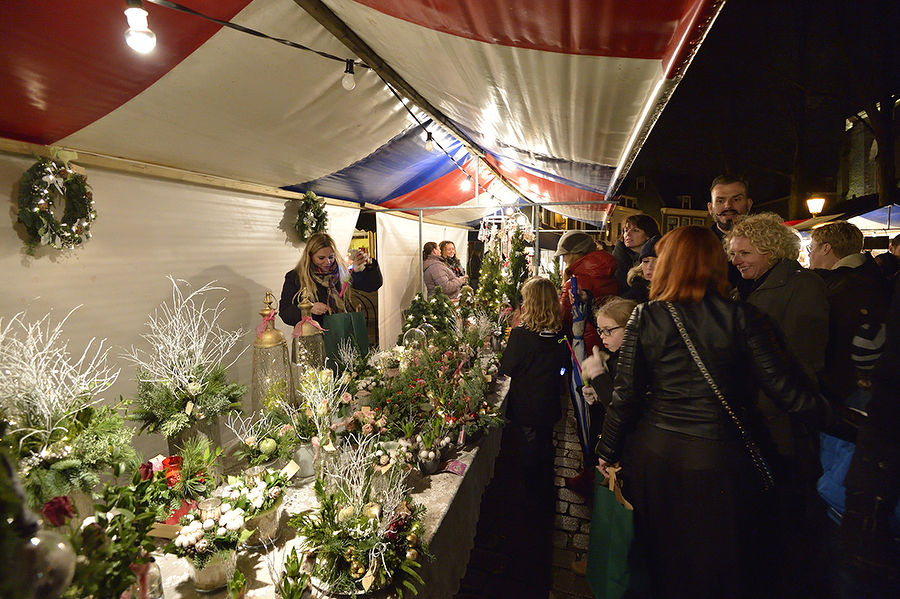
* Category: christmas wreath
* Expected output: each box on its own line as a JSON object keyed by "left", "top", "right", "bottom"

{"left": 17, "top": 158, "right": 96, "bottom": 254}
{"left": 294, "top": 190, "right": 328, "bottom": 241}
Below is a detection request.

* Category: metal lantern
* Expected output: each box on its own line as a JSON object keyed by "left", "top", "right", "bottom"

{"left": 250, "top": 291, "right": 292, "bottom": 413}
{"left": 291, "top": 287, "right": 326, "bottom": 387}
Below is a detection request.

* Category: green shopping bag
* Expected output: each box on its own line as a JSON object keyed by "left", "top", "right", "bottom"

{"left": 586, "top": 467, "right": 648, "bottom": 599}
{"left": 321, "top": 311, "right": 368, "bottom": 365}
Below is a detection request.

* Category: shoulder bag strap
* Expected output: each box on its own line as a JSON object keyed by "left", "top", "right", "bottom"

{"left": 664, "top": 302, "right": 775, "bottom": 491}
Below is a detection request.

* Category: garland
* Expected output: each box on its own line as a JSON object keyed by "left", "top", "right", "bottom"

{"left": 17, "top": 158, "right": 96, "bottom": 254}
{"left": 294, "top": 191, "right": 328, "bottom": 241}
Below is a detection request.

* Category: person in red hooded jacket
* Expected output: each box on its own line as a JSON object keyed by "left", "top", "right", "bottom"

{"left": 555, "top": 231, "right": 618, "bottom": 495}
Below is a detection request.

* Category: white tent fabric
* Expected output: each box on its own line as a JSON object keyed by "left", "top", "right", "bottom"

{"left": 376, "top": 213, "right": 468, "bottom": 347}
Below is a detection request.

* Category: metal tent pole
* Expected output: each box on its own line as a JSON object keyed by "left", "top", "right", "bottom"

{"left": 418, "top": 210, "right": 424, "bottom": 295}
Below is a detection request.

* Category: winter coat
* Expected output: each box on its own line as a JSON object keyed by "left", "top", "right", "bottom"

{"left": 596, "top": 295, "right": 833, "bottom": 464}
{"left": 499, "top": 326, "right": 568, "bottom": 426}
{"left": 560, "top": 249, "right": 618, "bottom": 352}
{"left": 423, "top": 255, "right": 464, "bottom": 299}
{"left": 279, "top": 260, "right": 383, "bottom": 327}
{"left": 612, "top": 240, "right": 638, "bottom": 293}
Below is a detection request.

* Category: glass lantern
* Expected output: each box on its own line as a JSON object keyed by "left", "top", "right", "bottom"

{"left": 251, "top": 291, "right": 292, "bottom": 413}
{"left": 291, "top": 287, "right": 326, "bottom": 403}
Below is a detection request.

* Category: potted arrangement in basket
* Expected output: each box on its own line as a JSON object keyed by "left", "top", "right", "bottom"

{"left": 166, "top": 497, "right": 252, "bottom": 592}
{"left": 0, "top": 309, "right": 136, "bottom": 512}
{"left": 124, "top": 277, "right": 248, "bottom": 453}
{"left": 225, "top": 410, "right": 300, "bottom": 469}
{"left": 134, "top": 435, "right": 221, "bottom": 524}
{"left": 289, "top": 436, "right": 430, "bottom": 597}
{"left": 218, "top": 468, "right": 287, "bottom": 548}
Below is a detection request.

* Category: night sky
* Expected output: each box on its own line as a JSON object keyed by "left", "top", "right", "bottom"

{"left": 623, "top": 0, "right": 900, "bottom": 212}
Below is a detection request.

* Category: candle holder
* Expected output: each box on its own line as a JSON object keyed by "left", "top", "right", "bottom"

{"left": 245, "top": 464, "right": 267, "bottom": 487}
{"left": 197, "top": 497, "right": 222, "bottom": 523}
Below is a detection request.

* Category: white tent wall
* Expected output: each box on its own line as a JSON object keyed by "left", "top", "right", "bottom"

{"left": 0, "top": 152, "right": 359, "bottom": 457}
{"left": 376, "top": 213, "right": 469, "bottom": 347}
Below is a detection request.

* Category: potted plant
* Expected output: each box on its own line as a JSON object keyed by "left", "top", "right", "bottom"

{"left": 290, "top": 437, "right": 429, "bottom": 597}
{"left": 124, "top": 277, "right": 248, "bottom": 453}
{"left": 0, "top": 310, "right": 131, "bottom": 512}
{"left": 167, "top": 499, "right": 252, "bottom": 592}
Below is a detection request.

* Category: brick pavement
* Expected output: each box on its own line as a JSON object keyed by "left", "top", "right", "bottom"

{"left": 455, "top": 401, "right": 594, "bottom": 599}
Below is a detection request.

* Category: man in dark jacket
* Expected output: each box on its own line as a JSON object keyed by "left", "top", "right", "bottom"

{"left": 809, "top": 221, "right": 889, "bottom": 407}
{"left": 709, "top": 174, "right": 753, "bottom": 292}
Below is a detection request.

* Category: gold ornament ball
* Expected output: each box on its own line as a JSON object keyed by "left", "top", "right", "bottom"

{"left": 406, "top": 549, "right": 419, "bottom": 562}
{"left": 406, "top": 533, "right": 418, "bottom": 546}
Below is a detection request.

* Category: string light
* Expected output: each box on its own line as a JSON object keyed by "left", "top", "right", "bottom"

{"left": 124, "top": 0, "right": 156, "bottom": 54}
{"left": 424, "top": 132, "right": 434, "bottom": 152}
{"left": 342, "top": 59, "right": 356, "bottom": 91}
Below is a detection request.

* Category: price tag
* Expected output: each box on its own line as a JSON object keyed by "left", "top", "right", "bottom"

{"left": 280, "top": 460, "right": 301, "bottom": 480}
{"left": 148, "top": 523, "right": 180, "bottom": 539}
{"left": 184, "top": 401, "right": 194, "bottom": 415}
{"left": 441, "top": 460, "right": 467, "bottom": 476}
{"left": 457, "top": 428, "right": 466, "bottom": 445}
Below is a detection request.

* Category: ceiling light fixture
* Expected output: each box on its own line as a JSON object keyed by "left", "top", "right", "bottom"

{"left": 124, "top": 0, "right": 156, "bottom": 54}
{"left": 342, "top": 59, "right": 356, "bottom": 90}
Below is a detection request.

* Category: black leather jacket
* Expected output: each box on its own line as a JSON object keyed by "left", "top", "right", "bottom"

{"left": 596, "top": 295, "right": 833, "bottom": 463}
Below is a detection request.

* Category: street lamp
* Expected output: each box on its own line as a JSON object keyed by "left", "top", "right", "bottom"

{"left": 807, "top": 197, "right": 825, "bottom": 217}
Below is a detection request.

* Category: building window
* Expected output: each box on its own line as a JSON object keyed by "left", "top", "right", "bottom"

{"left": 636, "top": 176, "right": 646, "bottom": 191}
{"left": 677, "top": 195, "right": 691, "bottom": 209}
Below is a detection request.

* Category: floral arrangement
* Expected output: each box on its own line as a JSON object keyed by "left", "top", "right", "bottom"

{"left": 125, "top": 277, "right": 248, "bottom": 438}
{"left": 295, "top": 367, "right": 350, "bottom": 448}
{"left": 169, "top": 505, "right": 251, "bottom": 570}
{"left": 0, "top": 309, "right": 130, "bottom": 508}
{"left": 135, "top": 436, "right": 220, "bottom": 522}
{"left": 225, "top": 412, "right": 299, "bottom": 467}
{"left": 289, "top": 437, "right": 428, "bottom": 596}
{"left": 62, "top": 472, "right": 159, "bottom": 599}
{"left": 219, "top": 468, "right": 287, "bottom": 517}
{"left": 293, "top": 191, "right": 328, "bottom": 242}
{"left": 17, "top": 156, "right": 97, "bottom": 254}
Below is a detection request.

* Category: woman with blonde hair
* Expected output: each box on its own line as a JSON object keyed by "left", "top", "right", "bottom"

{"left": 726, "top": 213, "right": 830, "bottom": 595}
{"left": 499, "top": 277, "right": 569, "bottom": 510}
{"left": 596, "top": 226, "right": 832, "bottom": 598}
{"left": 279, "top": 232, "right": 383, "bottom": 326}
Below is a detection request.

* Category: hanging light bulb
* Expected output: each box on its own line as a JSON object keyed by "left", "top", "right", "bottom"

{"left": 460, "top": 175, "right": 473, "bottom": 191}
{"left": 342, "top": 59, "right": 356, "bottom": 90}
{"left": 124, "top": 0, "right": 156, "bottom": 54}
{"left": 424, "top": 132, "right": 435, "bottom": 152}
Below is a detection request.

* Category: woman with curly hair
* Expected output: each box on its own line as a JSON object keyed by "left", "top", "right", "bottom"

{"left": 726, "top": 212, "right": 830, "bottom": 597}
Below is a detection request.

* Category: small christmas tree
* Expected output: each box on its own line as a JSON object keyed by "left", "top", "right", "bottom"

{"left": 401, "top": 292, "right": 432, "bottom": 336}
{"left": 504, "top": 228, "right": 528, "bottom": 308}
{"left": 475, "top": 240, "right": 505, "bottom": 316}
{"left": 427, "top": 286, "right": 457, "bottom": 335}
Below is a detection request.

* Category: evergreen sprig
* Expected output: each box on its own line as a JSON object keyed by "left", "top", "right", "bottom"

{"left": 293, "top": 191, "right": 328, "bottom": 241}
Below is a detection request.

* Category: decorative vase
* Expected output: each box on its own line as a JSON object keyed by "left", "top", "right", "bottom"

{"left": 192, "top": 550, "right": 236, "bottom": 593}
{"left": 127, "top": 558, "right": 164, "bottom": 599}
{"left": 243, "top": 495, "right": 283, "bottom": 549}
{"left": 418, "top": 457, "right": 440, "bottom": 476}
{"left": 291, "top": 443, "right": 316, "bottom": 486}
{"left": 167, "top": 416, "right": 221, "bottom": 456}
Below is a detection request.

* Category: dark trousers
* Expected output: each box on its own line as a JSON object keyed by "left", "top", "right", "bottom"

{"left": 517, "top": 424, "right": 555, "bottom": 509}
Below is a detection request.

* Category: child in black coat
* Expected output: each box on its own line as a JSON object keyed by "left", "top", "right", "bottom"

{"left": 499, "top": 277, "right": 568, "bottom": 509}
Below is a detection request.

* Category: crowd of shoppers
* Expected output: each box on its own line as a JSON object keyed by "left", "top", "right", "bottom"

{"left": 500, "top": 174, "right": 898, "bottom": 598}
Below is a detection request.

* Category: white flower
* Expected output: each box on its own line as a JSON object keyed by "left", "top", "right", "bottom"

{"left": 203, "top": 518, "right": 215, "bottom": 530}
{"left": 251, "top": 496, "right": 264, "bottom": 510}
{"left": 221, "top": 503, "right": 231, "bottom": 513}
{"left": 183, "top": 514, "right": 194, "bottom": 522}
{"left": 175, "top": 535, "right": 185, "bottom": 547}
{"left": 225, "top": 517, "right": 243, "bottom": 531}
{"left": 217, "top": 527, "right": 227, "bottom": 536}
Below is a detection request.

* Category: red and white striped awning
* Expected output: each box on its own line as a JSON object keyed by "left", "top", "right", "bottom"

{"left": 0, "top": 0, "right": 723, "bottom": 224}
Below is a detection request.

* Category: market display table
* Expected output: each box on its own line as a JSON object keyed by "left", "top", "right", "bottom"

{"left": 158, "top": 381, "right": 508, "bottom": 598}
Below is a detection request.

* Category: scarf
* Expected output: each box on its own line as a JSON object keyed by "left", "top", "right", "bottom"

{"left": 310, "top": 262, "right": 348, "bottom": 313}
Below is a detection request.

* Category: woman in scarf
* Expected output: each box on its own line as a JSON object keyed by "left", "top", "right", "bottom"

{"left": 279, "top": 233, "right": 383, "bottom": 327}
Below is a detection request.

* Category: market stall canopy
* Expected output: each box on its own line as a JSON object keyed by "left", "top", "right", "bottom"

{"left": 0, "top": 0, "right": 722, "bottom": 225}
{"left": 847, "top": 204, "right": 900, "bottom": 233}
